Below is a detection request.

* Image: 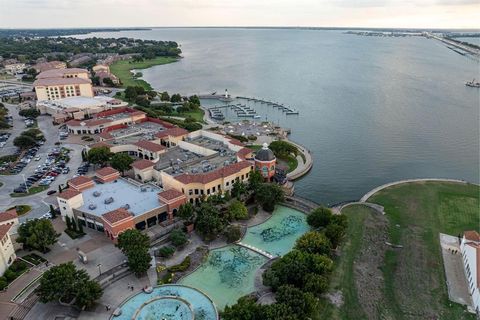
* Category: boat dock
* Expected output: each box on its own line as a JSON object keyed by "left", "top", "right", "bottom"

{"left": 236, "top": 96, "right": 299, "bottom": 115}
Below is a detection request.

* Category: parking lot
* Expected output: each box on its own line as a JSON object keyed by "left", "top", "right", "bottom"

{"left": 0, "top": 103, "right": 85, "bottom": 221}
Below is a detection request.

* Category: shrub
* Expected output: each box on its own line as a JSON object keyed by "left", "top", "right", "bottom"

{"left": 168, "top": 256, "right": 191, "bottom": 272}
{"left": 4, "top": 269, "right": 17, "bottom": 282}
{"left": 158, "top": 246, "right": 175, "bottom": 258}
{"left": 306, "top": 207, "right": 333, "bottom": 228}
{"left": 225, "top": 225, "right": 242, "bottom": 243}
{"left": 169, "top": 229, "right": 188, "bottom": 247}
{"left": 0, "top": 277, "right": 7, "bottom": 290}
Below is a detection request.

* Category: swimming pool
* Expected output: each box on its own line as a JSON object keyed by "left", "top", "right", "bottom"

{"left": 113, "top": 284, "right": 218, "bottom": 320}
{"left": 180, "top": 205, "right": 309, "bottom": 310}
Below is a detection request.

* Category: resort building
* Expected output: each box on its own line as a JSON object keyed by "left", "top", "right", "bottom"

{"left": 0, "top": 224, "right": 16, "bottom": 277}
{"left": 254, "top": 143, "right": 277, "bottom": 181}
{"left": 3, "top": 63, "right": 26, "bottom": 75}
{"left": 37, "top": 96, "right": 127, "bottom": 123}
{"left": 0, "top": 209, "right": 20, "bottom": 251}
{"left": 57, "top": 167, "right": 187, "bottom": 242}
{"left": 32, "top": 61, "right": 67, "bottom": 73}
{"left": 33, "top": 68, "right": 94, "bottom": 101}
{"left": 460, "top": 230, "right": 480, "bottom": 313}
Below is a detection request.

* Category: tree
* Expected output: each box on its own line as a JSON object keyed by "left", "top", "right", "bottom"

{"left": 221, "top": 296, "right": 263, "bottom": 320}
{"left": 87, "top": 146, "right": 112, "bottom": 167}
{"left": 13, "top": 135, "right": 37, "bottom": 149}
{"left": 177, "top": 203, "right": 195, "bottom": 223}
{"left": 170, "top": 93, "right": 182, "bottom": 103}
{"left": 255, "top": 183, "right": 284, "bottom": 212}
{"left": 71, "top": 218, "right": 77, "bottom": 232}
{"left": 195, "top": 203, "right": 224, "bottom": 241}
{"left": 227, "top": 200, "right": 249, "bottom": 221}
{"left": 325, "top": 223, "right": 346, "bottom": 248}
{"left": 22, "top": 128, "right": 44, "bottom": 140}
{"left": 65, "top": 215, "right": 72, "bottom": 230}
{"left": 268, "top": 141, "right": 298, "bottom": 158}
{"left": 302, "top": 273, "right": 329, "bottom": 296}
{"left": 117, "top": 229, "right": 151, "bottom": 276}
{"left": 110, "top": 153, "right": 134, "bottom": 175}
{"left": 124, "top": 86, "right": 138, "bottom": 101}
{"left": 295, "top": 231, "right": 331, "bottom": 256}
{"left": 275, "top": 285, "right": 317, "bottom": 319}
{"left": 37, "top": 262, "right": 102, "bottom": 308}
{"left": 19, "top": 108, "right": 40, "bottom": 118}
{"left": 231, "top": 180, "right": 247, "bottom": 199}
{"left": 224, "top": 225, "right": 242, "bottom": 243}
{"left": 78, "top": 220, "right": 84, "bottom": 234}
{"left": 248, "top": 170, "right": 263, "bottom": 191}
{"left": 169, "top": 229, "right": 188, "bottom": 247}
{"left": 306, "top": 207, "right": 333, "bottom": 228}
{"left": 188, "top": 95, "right": 200, "bottom": 106}
{"left": 102, "top": 77, "right": 115, "bottom": 87}
{"left": 160, "top": 91, "right": 170, "bottom": 101}
{"left": 17, "top": 219, "right": 59, "bottom": 253}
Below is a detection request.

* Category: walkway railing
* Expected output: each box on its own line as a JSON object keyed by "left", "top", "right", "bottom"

{"left": 237, "top": 242, "right": 275, "bottom": 259}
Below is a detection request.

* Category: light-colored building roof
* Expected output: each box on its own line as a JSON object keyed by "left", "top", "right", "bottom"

{"left": 102, "top": 208, "right": 133, "bottom": 225}
{"left": 174, "top": 161, "right": 252, "bottom": 185}
{"left": 33, "top": 77, "right": 91, "bottom": 87}
{"left": 37, "top": 68, "right": 88, "bottom": 79}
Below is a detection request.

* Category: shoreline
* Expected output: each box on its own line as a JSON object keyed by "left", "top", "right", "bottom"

{"left": 110, "top": 56, "right": 179, "bottom": 90}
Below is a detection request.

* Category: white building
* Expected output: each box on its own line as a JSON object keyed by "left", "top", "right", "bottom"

{"left": 4, "top": 63, "right": 26, "bottom": 75}
{"left": 461, "top": 230, "right": 480, "bottom": 313}
{"left": 33, "top": 68, "right": 94, "bottom": 101}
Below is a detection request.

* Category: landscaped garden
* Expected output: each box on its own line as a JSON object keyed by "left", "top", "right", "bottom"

{"left": 319, "top": 181, "right": 479, "bottom": 320}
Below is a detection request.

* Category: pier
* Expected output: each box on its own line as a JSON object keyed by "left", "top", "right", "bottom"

{"left": 236, "top": 96, "right": 299, "bottom": 115}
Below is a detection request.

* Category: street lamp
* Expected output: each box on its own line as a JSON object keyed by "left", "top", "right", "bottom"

{"left": 21, "top": 173, "right": 29, "bottom": 193}
{"left": 97, "top": 263, "right": 102, "bottom": 275}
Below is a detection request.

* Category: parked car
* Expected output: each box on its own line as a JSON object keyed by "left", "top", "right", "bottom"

{"left": 47, "top": 190, "right": 57, "bottom": 195}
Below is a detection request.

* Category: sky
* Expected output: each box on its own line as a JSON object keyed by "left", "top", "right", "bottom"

{"left": 1, "top": 0, "right": 479, "bottom": 29}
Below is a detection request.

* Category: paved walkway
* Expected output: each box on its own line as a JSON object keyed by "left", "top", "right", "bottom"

{"left": 439, "top": 233, "right": 474, "bottom": 310}
{"left": 286, "top": 139, "right": 313, "bottom": 180}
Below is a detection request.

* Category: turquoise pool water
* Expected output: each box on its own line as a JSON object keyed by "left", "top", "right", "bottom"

{"left": 241, "top": 205, "right": 310, "bottom": 256}
{"left": 113, "top": 285, "right": 218, "bottom": 320}
{"left": 179, "top": 206, "right": 309, "bottom": 310}
{"left": 180, "top": 245, "right": 267, "bottom": 310}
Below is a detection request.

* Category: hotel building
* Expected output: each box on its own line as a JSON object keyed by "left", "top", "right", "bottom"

{"left": 33, "top": 68, "right": 94, "bottom": 101}
{"left": 461, "top": 230, "right": 480, "bottom": 313}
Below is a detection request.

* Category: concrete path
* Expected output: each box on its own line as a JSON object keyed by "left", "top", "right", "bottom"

{"left": 286, "top": 139, "right": 313, "bottom": 180}
{"left": 439, "top": 233, "right": 474, "bottom": 310}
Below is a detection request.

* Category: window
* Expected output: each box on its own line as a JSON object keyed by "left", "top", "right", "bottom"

{"left": 189, "top": 189, "right": 193, "bottom": 195}
{"left": 226, "top": 181, "right": 230, "bottom": 186}
{"left": 195, "top": 189, "right": 199, "bottom": 195}
{"left": 207, "top": 189, "right": 210, "bottom": 195}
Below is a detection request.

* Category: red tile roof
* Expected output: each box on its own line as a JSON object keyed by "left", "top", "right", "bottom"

{"left": 228, "top": 138, "right": 244, "bottom": 146}
{"left": 0, "top": 209, "right": 18, "bottom": 223}
{"left": 69, "top": 175, "right": 93, "bottom": 186}
{"left": 158, "top": 189, "right": 185, "bottom": 201}
{"left": 237, "top": 147, "right": 253, "bottom": 160}
{"left": 102, "top": 208, "right": 133, "bottom": 225}
{"left": 132, "top": 159, "right": 155, "bottom": 170}
{"left": 37, "top": 68, "right": 88, "bottom": 79}
{"left": 155, "top": 127, "right": 189, "bottom": 138}
{"left": 96, "top": 166, "right": 118, "bottom": 177}
{"left": 465, "top": 231, "right": 480, "bottom": 242}
{"left": 98, "top": 131, "right": 113, "bottom": 140}
{"left": 174, "top": 161, "right": 252, "bottom": 185}
{"left": 134, "top": 140, "right": 166, "bottom": 153}
{"left": 57, "top": 189, "right": 82, "bottom": 200}
{"left": 0, "top": 224, "right": 12, "bottom": 239}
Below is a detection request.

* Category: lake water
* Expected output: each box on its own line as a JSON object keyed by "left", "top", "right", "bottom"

{"left": 74, "top": 28, "right": 479, "bottom": 204}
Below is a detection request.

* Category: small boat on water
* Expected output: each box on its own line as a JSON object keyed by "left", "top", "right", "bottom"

{"left": 253, "top": 115, "right": 261, "bottom": 119}
{"left": 465, "top": 79, "right": 480, "bottom": 88}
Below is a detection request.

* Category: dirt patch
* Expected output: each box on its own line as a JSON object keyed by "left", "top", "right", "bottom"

{"left": 354, "top": 211, "right": 389, "bottom": 319}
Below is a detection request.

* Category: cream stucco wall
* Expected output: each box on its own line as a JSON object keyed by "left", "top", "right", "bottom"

{"left": 57, "top": 193, "right": 84, "bottom": 220}
{"left": 0, "top": 233, "right": 16, "bottom": 276}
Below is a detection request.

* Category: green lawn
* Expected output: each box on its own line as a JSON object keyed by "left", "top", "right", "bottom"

{"left": 248, "top": 144, "right": 298, "bottom": 173}
{"left": 369, "top": 181, "right": 478, "bottom": 320}
{"left": 110, "top": 57, "right": 178, "bottom": 90}
{"left": 10, "top": 185, "right": 48, "bottom": 197}
{"left": 320, "top": 182, "right": 478, "bottom": 320}
{"left": 7, "top": 205, "right": 31, "bottom": 215}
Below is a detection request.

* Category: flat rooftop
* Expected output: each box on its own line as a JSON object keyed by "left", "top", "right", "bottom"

{"left": 78, "top": 179, "right": 163, "bottom": 217}
{"left": 109, "top": 121, "right": 167, "bottom": 144}
{"left": 160, "top": 145, "right": 238, "bottom": 177}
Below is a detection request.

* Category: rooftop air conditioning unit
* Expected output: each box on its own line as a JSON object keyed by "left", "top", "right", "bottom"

{"left": 104, "top": 197, "right": 114, "bottom": 204}
{"left": 88, "top": 204, "right": 97, "bottom": 210}
{"left": 93, "top": 191, "right": 101, "bottom": 197}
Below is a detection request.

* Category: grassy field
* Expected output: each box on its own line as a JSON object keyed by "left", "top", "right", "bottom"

{"left": 321, "top": 181, "right": 478, "bottom": 320}
{"left": 110, "top": 57, "right": 178, "bottom": 90}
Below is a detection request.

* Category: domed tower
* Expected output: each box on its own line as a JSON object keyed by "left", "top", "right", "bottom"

{"left": 254, "top": 143, "right": 276, "bottom": 181}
